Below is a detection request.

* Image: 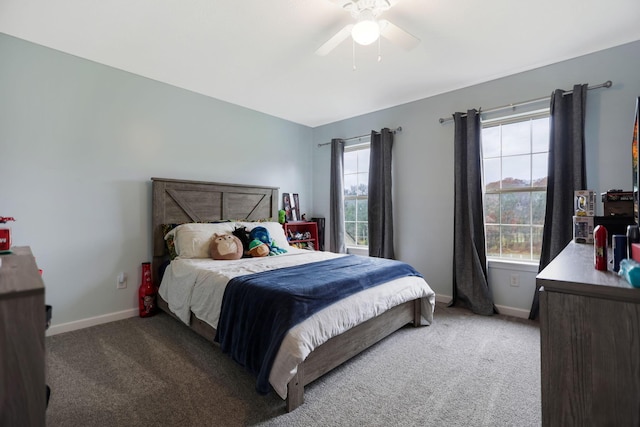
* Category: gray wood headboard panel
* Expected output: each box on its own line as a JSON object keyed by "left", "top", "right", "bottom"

{"left": 151, "top": 177, "right": 279, "bottom": 286}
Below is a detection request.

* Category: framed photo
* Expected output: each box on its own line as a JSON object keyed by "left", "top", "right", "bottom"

{"left": 292, "top": 193, "right": 300, "bottom": 221}
{"left": 283, "top": 193, "right": 293, "bottom": 221}
{"left": 283, "top": 193, "right": 301, "bottom": 221}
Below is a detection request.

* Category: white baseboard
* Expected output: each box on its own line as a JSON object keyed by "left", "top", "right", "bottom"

{"left": 435, "top": 294, "right": 452, "bottom": 304}
{"left": 45, "top": 295, "right": 531, "bottom": 337}
{"left": 435, "top": 294, "right": 531, "bottom": 319}
{"left": 47, "top": 308, "right": 138, "bottom": 336}
{"left": 494, "top": 304, "right": 531, "bottom": 319}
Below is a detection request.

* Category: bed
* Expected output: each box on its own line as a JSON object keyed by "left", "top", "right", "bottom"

{"left": 151, "top": 177, "right": 435, "bottom": 412}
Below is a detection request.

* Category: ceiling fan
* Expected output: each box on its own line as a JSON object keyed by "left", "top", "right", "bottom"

{"left": 316, "top": 0, "right": 420, "bottom": 56}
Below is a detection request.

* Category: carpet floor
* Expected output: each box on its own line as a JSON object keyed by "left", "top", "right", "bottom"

{"left": 45, "top": 303, "right": 540, "bottom": 426}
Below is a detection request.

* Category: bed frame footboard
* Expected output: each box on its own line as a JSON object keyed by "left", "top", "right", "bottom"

{"left": 286, "top": 298, "right": 421, "bottom": 412}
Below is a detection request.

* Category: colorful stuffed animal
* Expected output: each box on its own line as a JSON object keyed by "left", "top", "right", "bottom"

{"left": 248, "top": 239, "right": 270, "bottom": 257}
{"left": 232, "top": 226, "right": 252, "bottom": 257}
{"left": 209, "top": 233, "right": 243, "bottom": 260}
{"left": 249, "top": 226, "right": 287, "bottom": 256}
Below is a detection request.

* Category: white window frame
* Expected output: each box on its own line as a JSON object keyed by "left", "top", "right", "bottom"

{"left": 344, "top": 140, "right": 370, "bottom": 249}
{"left": 481, "top": 108, "right": 550, "bottom": 263}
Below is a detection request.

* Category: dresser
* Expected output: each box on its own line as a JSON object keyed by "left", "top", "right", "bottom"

{"left": 537, "top": 241, "right": 640, "bottom": 426}
{"left": 0, "top": 246, "right": 46, "bottom": 427}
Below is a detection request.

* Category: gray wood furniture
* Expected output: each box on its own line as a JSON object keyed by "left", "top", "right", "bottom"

{"left": 537, "top": 241, "right": 640, "bottom": 427}
{"left": 0, "top": 246, "right": 46, "bottom": 427}
{"left": 151, "top": 177, "right": 421, "bottom": 412}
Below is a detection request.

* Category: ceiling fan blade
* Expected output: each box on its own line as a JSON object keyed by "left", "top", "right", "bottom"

{"left": 328, "top": 0, "right": 353, "bottom": 9}
{"left": 379, "top": 19, "right": 420, "bottom": 51}
{"left": 315, "top": 24, "right": 354, "bottom": 56}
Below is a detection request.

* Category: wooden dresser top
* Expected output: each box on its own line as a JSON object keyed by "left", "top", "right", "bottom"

{"left": 537, "top": 241, "right": 640, "bottom": 303}
{"left": 0, "top": 246, "right": 44, "bottom": 299}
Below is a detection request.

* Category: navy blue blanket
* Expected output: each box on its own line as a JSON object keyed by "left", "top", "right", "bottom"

{"left": 214, "top": 254, "right": 423, "bottom": 394}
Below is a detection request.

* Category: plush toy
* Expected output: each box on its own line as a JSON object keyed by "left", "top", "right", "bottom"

{"left": 232, "top": 226, "right": 251, "bottom": 257}
{"left": 248, "top": 239, "right": 270, "bottom": 257}
{"left": 249, "top": 226, "right": 287, "bottom": 256}
{"left": 269, "top": 239, "right": 287, "bottom": 256}
{"left": 209, "top": 233, "right": 243, "bottom": 260}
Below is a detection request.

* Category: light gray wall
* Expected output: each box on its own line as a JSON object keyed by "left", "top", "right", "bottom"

{"left": 0, "top": 34, "right": 313, "bottom": 327}
{"left": 3, "top": 31, "right": 639, "bottom": 326}
{"left": 311, "top": 40, "right": 640, "bottom": 313}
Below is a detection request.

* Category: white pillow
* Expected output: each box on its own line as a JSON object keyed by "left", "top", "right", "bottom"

{"left": 165, "top": 222, "right": 236, "bottom": 259}
{"left": 236, "top": 221, "right": 291, "bottom": 249}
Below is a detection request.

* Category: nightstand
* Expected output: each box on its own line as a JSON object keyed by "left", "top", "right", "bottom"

{"left": 284, "top": 221, "right": 319, "bottom": 250}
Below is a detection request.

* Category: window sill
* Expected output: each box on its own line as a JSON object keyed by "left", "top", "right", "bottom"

{"left": 346, "top": 246, "right": 369, "bottom": 256}
{"left": 487, "top": 258, "right": 539, "bottom": 273}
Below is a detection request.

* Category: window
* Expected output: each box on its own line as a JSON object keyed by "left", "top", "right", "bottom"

{"left": 482, "top": 110, "right": 549, "bottom": 261}
{"left": 344, "top": 141, "right": 370, "bottom": 247}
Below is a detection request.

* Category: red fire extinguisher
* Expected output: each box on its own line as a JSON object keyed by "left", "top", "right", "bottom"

{"left": 594, "top": 225, "right": 608, "bottom": 271}
{"left": 0, "top": 217, "right": 16, "bottom": 253}
{"left": 138, "top": 262, "right": 156, "bottom": 317}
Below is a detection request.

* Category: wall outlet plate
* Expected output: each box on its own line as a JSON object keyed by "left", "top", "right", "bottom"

{"left": 117, "top": 272, "right": 127, "bottom": 289}
{"left": 509, "top": 274, "right": 520, "bottom": 287}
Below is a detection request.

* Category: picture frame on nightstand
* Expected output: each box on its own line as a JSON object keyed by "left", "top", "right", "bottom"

{"left": 283, "top": 193, "right": 300, "bottom": 221}
{"left": 292, "top": 193, "right": 300, "bottom": 221}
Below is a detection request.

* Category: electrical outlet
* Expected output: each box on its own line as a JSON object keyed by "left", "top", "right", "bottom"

{"left": 509, "top": 274, "right": 520, "bottom": 287}
{"left": 117, "top": 272, "right": 127, "bottom": 289}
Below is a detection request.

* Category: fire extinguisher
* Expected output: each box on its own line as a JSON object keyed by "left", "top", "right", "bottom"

{"left": 0, "top": 217, "right": 16, "bottom": 253}
{"left": 594, "top": 225, "right": 608, "bottom": 271}
{"left": 138, "top": 262, "right": 156, "bottom": 317}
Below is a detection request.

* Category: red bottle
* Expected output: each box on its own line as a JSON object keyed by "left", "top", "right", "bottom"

{"left": 138, "top": 262, "right": 156, "bottom": 317}
{"left": 594, "top": 225, "right": 608, "bottom": 271}
{"left": 0, "top": 217, "right": 15, "bottom": 252}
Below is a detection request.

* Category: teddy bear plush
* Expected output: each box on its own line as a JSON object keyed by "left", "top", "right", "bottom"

{"left": 209, "top": 233, "right": 243, "bottom": 260}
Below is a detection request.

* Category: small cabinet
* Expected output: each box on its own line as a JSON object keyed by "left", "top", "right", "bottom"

{"left": 284, "top": 221, "right": 319, "bottom": 250}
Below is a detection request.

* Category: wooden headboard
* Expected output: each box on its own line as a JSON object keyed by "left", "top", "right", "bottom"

{"left": 151, "top": 177, "right": 279, "bottom": 286}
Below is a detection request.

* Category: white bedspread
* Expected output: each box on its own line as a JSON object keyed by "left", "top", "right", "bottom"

{"left": 158, "top": 249, "right": 436, "bottom": 399}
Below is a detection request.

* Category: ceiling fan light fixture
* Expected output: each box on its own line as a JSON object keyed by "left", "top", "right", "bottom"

{"left": 351, "top": 9, "right": 380, "bottom": 45}
{"left": 316, "top": 0, "right": 419, "bottom": 57}
{"left": 351, "top": 19, "right": 380, "bottom": 45}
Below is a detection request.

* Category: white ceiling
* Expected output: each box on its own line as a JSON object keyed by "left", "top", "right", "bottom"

{"left": 1, "top": 0, "right": 639, "bottom": 127}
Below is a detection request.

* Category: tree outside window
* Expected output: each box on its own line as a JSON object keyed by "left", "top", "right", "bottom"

{"left": 482, "top": 112, "right": 549, "bottom": 261}
{"left": 344, "top": 143, "right": 370, "bottom": 247}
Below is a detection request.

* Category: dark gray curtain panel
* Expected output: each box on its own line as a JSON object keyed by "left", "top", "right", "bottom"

{"left": 452, "top": 110, "right": 494, "bottom": 316}
{"left": 529, "top": 84, "right": 588, "bottom": 319}
{"left": 330, "top": 138, "right": 346, "bottom": 253}
{"left": 368, "top": 128, "right": 395, "bottom": 259}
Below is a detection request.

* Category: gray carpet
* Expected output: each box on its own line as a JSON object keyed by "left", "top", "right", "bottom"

{"left": 45, "top": 304, "right": 541, "bottom": 426}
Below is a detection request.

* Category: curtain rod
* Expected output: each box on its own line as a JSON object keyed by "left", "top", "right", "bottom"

{"left": 438, "top": 80, "right": 612, "bottom": 124}
{"left": 317, "top": 126, "right": 403, "bottom": 147}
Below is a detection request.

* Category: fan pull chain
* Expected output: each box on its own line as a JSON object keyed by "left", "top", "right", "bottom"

{"left": 377, "top": 37, "right": 382, "bottom": 62}
{"left": 352, "top": 39, "right": 357, "bottom": 71}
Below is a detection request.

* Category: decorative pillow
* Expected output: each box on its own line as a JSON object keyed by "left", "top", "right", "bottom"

{"left": 236, "top": 221, "right": 291, "bottom": 250}
{"left": 162, "top": 221, "right": 232, "bottom": 260}
{"left": 161, "top": 224, "right": 180, "bottom": 260}
{"left": 209, "top": 233, "right": 243, "bottom": 260}
{"left": 165, "top": 222, "right": 236, "bottom": 259}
